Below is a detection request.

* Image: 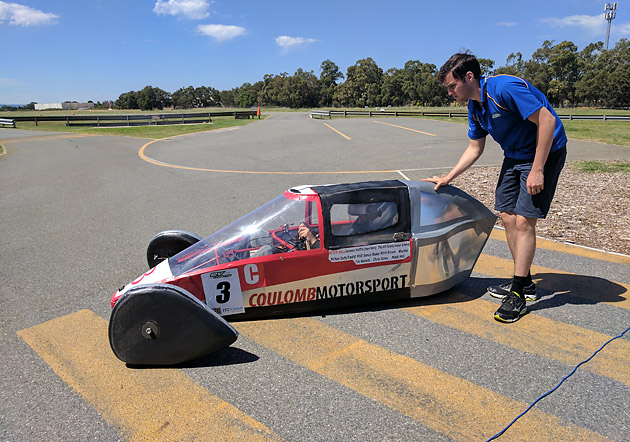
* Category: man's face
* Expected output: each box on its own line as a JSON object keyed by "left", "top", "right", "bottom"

{"left": 443, "top": 72, "right": 474, "bottom": 103}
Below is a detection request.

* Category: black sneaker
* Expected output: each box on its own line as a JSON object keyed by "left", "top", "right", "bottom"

{"left": 487, "top": 281, "right": 538, "bottom": 301}
{"left": 493, "top": 291, "right": 528, "bottom": 323}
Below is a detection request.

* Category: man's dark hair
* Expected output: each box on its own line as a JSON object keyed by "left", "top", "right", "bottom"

{"left": 437, "top": 53, "right": 481, "bottom": 83}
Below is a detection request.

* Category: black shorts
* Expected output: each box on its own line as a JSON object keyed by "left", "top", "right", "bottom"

{"left": 494, "top": 146, "right": 566, "bottom": 219}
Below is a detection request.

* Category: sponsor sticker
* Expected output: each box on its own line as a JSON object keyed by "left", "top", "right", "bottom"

{"left": 328, "top": 242, "right": 410, "bottom": 265}
{"left": 201, "top": 269, "right": 245, "bottom": 316}
{"left": 247, "top": 273, "right": 409, "bottom": 307}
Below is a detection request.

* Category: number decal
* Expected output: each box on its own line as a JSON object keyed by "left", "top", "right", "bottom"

{"left": 216, "top": 281, "right": 230, "bottom": 303}
{"left": 201, "top": 269, "right": 245, "bottom": 316}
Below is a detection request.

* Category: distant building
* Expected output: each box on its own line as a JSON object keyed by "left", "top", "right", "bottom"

{"left": 34, "top": 102, "right": 95, "bottom": 110}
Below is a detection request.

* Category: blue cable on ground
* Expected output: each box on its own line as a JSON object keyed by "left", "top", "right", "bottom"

{"left": 485, "top": 325, "right": 630, "bottom": 441}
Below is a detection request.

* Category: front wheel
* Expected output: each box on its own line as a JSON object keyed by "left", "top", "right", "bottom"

{"left": 146, "top": 230, "right": 202, "bottom": 268}
{"left": 108, "top": 284, "right": 238, "bottom": 365}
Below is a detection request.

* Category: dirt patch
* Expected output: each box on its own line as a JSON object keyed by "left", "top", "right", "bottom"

{"left": 449, "top": 161, "right": 630, "bottom": 256}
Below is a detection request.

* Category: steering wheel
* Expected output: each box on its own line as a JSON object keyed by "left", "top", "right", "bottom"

{"left": 277, "top": 224, "right": 307, "bottom": 252}
{"left": 293, "top": 231, "right": 307, "bottom": 251}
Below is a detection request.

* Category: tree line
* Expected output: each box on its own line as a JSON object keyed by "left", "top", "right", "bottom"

{"left": 3, "top": 39, "right": 627, "bottom": 113}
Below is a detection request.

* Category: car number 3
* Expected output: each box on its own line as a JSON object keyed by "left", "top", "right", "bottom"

{"left": 216, "top": 281, "right": 231, "bottom": 303}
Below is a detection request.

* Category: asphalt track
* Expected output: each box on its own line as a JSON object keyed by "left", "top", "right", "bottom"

{"left": 1, "top": 113, "right": 629, "bottom": 441}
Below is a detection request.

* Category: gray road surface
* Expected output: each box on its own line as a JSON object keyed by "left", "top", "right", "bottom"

{"left": 1, "top": 113, "right": 629, "bottom": 441}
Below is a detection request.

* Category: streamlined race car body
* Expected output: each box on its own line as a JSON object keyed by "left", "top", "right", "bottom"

{"left": 109, "top": 180, "right": 496, "bottom": 365}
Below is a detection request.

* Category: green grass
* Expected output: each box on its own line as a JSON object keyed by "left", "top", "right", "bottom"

{"left": 571, "top": 160, "right": 630, "bottom": 173}
{"left": 352, "top": 106, "right": 630, "bottom": 147}
{"left": 5, "top": 115, "right": 265, "bottom": 139}
{"left": 2, "top": 106, "right": 629, "bottom": 146}
{"left": 561, "top": 121, "right": 630, "bottom": 146}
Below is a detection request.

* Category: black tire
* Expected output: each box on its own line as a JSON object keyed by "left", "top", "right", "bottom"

{"left": 109, "top": 284, "right": 238, "bottom": 365}
{"left": 146, "top": 230, "right": 202, "bottom": 268}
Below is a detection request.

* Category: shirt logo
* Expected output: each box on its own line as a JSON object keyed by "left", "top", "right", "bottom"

{"left": 492, "top": 113, "right": 501, "bottom": 119}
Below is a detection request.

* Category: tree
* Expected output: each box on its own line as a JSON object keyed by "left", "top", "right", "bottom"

{"left": 334, "top": 58, "right": 383, "bottom": 107}
{"left": 263, "top": 73, "right": 291, "bottom": 107}
{"left": 398, "top": 60, "right": 446, "bottom": 106}
{"left": 380, "top": 67, "right": 405, "bottom": 106}
{"left": 495, "top": 52, "right": 524, "bottom": 77}
{"left": 116, "top": 91, "right": 138, "bottom": 109}
{"left": 195, "top": 86, "right": 220, "bottom": 107}
{"left": 595, "top": 39, "right": 630, "bottom": 107}
{"left": 477, "top": 58, "right": 495, "bottom": 77}
{"left": 319, "top": 59, "right": 344, "bottom": 107}
{"left": 172, "top": 86, "right": 195, "bottom": 109}
{"left": 236, "top": 92, "right": 255, "bottom": 108}
{"left": 219, "top": 89, "right": 236, "bottom": 107}
{"left": 574, "top": 42, "right": 603, "bottom": 106}
{"left": 547, "top": 41, "right": 579, "bottom": 106}
{"left": 136, "top": 86, "right": 172, "bottom": 110}
{"left": 523, "top": 40, "right": 555, "bottom": 97}
{"left": 290, "top": 68, "right": 320, "bottom": 108}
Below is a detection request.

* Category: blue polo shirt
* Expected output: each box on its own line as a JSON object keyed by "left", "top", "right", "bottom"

{"left": 468, "top": 75, "right": 567, "bottom": 160}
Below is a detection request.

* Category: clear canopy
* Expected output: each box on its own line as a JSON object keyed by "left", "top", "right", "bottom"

{"left": 169, "top": 194, "right": 318, "bottom": 276}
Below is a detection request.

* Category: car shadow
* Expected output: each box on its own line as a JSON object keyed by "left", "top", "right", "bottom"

{"left": 127, "top": 273, "right": 625, "bottom": 369}
{"left": 294, "top": 272, "right": 627, "bottom": 317}
{"left": 126, "top": 346, "right": 259, "bottom": 370}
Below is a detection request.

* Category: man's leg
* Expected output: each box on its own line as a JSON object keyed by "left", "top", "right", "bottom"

{"left": 493, "top": 147, "right": 565, "bottom": 322}
{"left": 512, "top": 215, "right": 537, "bottom": 278}
{"left": 493, "top": 214, "right": 536, "bottom": 323}
{"left": 500, "top": 211, "right": 518, "bottom": 261}
{"left": 488, "top": 211, "right": 536, "bottom": 300}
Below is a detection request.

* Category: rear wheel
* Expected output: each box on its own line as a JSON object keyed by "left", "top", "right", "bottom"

{"left": 146, "top": 230, "right": 202, "bottom": 268}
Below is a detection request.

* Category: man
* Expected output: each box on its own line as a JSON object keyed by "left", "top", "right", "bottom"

{"left": 423, "top": 53, "right": 567, "bottom": 323}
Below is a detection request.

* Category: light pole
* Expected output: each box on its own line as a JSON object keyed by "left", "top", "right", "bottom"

{"left": 604, "top": 2, "right": 618, "bottom": 50}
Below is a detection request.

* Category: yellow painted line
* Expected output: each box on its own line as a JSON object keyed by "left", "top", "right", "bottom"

{"left": 237, "top": 317, "right": 611, "bottom": 442}
{"left": 139, "top": 140, "right": 407, "bottom": 175}
{"left": 475, "top": 253, "right": 630, "bottom": 309}
{"left": 405, "top": 291, "right": 630, "bottom": 387}
{"left": 0, "top": 133, "right": 99, "bottom": 144}
{"left": 374, "top": 120, "right": 436, "bottom": 136}
{"left": 490, "top": 227, "right": 630, "bottom": 264}
{"left": 323, "top": 123, "right": 351, "bottom": 140}
{"left": 17, "top": 310, "right": 284, "bottom": 442}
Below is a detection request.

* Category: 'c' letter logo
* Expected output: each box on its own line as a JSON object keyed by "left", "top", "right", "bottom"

{"left": 244, "top": 264, "right": 259, "bottom": 285}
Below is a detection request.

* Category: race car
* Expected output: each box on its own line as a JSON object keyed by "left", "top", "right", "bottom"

{"left": 109, "top": 180, "right": 496, "bottom": 365}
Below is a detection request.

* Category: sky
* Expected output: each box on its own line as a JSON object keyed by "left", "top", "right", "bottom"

{"left": 1, "top": 0, "right": 629, "bottom": 104}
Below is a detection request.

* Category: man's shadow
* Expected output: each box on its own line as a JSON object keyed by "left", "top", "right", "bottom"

{"left": 466, "top": 273, "right": 626, "bottom": 313}
{"left": 525, "top": 272, "right": 627, "bottom": 312}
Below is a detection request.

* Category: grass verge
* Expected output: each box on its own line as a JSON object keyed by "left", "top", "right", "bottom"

{"left": 571, "top": 160, "right": 630, "bottom": 173}
{"left": 4, "top": 115, "right": 265, "bottom": 139}
{"left": 319, "top": 106, "right": 630, "bottom": 147}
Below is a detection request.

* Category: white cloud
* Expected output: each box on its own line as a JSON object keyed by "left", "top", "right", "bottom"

{"left": 0, "top": 1, "right": 58, "bottom": 26}
{"left": 541, "top": 14, "right": 604, "bottom": 38}
{"left": 153, "top": 0, "right": 210, "bottom": 20}
{"left": 616, "top": 22, "right": 630, "bottom": 36}
{"left": 497, "top": 21, "right": 518, "bottom": 27}
{"left": 197, "top": 24, "right": 247, "bottom": 42}
{"left": 275, "top": 36, "right": 318, "bottom": 49}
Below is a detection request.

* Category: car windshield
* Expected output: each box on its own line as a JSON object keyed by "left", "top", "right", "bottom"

{"left": 169, "top": 194, "right": 319, "bottom": 276}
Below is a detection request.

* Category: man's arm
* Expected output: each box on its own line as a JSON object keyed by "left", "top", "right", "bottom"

{"left": 422, "top": 137, "right": 486, "bottom": 190}
{"left": 526, "top": 107, "right": 556, "bottom": 195}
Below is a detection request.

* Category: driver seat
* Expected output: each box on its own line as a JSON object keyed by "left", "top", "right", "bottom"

{"left": 348, "top": 202, "right": 397, "bottom": 234}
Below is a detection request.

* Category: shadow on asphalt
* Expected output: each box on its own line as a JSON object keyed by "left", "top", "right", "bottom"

{"left": 126, "top": 346, "right": 259, "bottom": 370}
